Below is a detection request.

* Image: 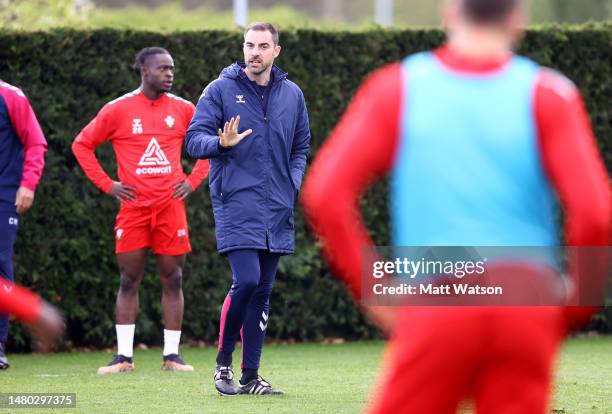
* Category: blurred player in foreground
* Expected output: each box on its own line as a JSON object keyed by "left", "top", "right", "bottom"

{"left": 302, "top": 0, "right": 610, "bottom": 412}
{"left": 73, "top": 47, "right": 209, "bottom": 374}
{"left": 0, "top": 278, "right": 64, "bottom": 353}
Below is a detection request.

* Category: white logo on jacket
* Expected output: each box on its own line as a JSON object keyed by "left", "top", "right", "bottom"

{"left": 132, "top": 119, "right": 143, "bottom": 134}
{"left": 8, "top": 217, "right": 18, "bottom": 226}
{"left": 164, "top": 115, "right": 175, "bottom": 128}
{"left": 136, "top": 137, "right": 172, "bottom": 175}
{"left": 236, "top": 95, "right": 246, "bottom": 104}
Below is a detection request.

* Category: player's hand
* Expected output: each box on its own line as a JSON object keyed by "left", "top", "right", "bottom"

{"left": 25, "top": 301, "right": 65, "bottom": 353}
{"left": 108, "top": 181, "right": 137, "bottom": 203}
{"left": 15, "top": 186, "right": 35, "bottom": 215}
{"left": 218, "top": 115, "right": 253, "bottom": 148}
{"left": 173, "top": 181, "right": 193, "bottom": 200}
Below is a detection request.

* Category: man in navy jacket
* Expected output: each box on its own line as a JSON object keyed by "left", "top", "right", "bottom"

{"left": 186, "top": 22, "right": 310, "bottom": 395}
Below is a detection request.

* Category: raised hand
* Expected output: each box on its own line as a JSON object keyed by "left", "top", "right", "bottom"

{"left": 218, "top": 115, "right": 253, "bottom": 148}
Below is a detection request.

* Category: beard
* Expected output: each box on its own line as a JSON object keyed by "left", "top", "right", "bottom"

{"left": 159, "top": 83, "right": 172, "bottom": 92}
{"left": 247, "top": 60, "right": 270, "bottom": 76}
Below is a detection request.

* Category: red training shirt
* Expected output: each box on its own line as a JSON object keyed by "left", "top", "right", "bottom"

{"left": 72, "top": 90, "right": 209, "bottom": 208}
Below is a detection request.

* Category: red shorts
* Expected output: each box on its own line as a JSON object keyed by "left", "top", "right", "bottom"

{"left": 369, "top": 307, "right": 565, "bottom": 414}
{"left": 114, "top": 199, "right": 191, "bottom": 255}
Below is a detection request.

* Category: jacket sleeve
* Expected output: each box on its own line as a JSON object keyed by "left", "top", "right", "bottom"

{"left": 5, "top": 88, "right": 48, "bottom": 192}
{"left": 290, "top": 89, "right": 311, "bottom": 193}
{"left": 185, "top": 81, "right": 229, "bottom": 159}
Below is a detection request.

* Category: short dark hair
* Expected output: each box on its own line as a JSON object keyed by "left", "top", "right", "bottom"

{"left": 462, "top": 0, "right": 519, "bottom": 23}
{"left": 133, "top": 47, "right": 170, "bottom": 71}
{"left": 244, "top": 22, "right": 279, "bottom": 45}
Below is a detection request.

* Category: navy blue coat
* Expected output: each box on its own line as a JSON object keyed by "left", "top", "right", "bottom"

{"left": 185, "top": 63, "right": 310, "bottom": 254}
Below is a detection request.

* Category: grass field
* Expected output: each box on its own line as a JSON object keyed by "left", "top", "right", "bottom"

{"left": 0, "top": 337, "right": 610, "bottom": 414}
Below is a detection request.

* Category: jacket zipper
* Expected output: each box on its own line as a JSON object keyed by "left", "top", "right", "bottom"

{"left": 241, "top": 74, "right": 284, "bottom": 248}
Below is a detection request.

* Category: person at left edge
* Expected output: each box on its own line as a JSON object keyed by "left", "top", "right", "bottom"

{"left": 72, "top": 47, "right": 210, "bottom": 374}
{"left": 0, "top": 80, "right": 48, "bottom": 370}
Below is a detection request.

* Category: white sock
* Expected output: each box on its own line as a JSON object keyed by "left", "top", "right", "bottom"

{"left": 116, "top": 324, "right": 135, "bottom": 358}
{"left": 163, "top": 329, "right": 181, "bottom": 356}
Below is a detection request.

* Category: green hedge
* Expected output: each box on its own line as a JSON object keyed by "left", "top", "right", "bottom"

{"left": 1, "top": 27, "right": 610, "bottom": 350}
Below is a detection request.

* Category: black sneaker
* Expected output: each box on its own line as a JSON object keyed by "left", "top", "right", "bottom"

{"left": 0, "top": 342, "right": 8, "bottom": 370}
{"left": 214, "top": 365, "right": 238, "bottom": 396}
{"left": 239, "top": 376, "right": 285, "bottom": 395}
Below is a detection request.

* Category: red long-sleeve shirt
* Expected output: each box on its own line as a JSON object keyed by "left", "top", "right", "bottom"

{"left": 72, "top": 90, "right": 209, "bottom": 207}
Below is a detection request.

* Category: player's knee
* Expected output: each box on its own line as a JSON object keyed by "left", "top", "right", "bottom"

{"left": 119, "top": 272, "right": 142, "bottom": 293}
{"left": 257, "top": 281, "right": 274, "bottom": 296}
{"left": 160, "top": 269, "right": 183, "bottom": 293}
{"left": 251, "top": 287, "right": 273, "bottom": 307}
{"left": 236, "top": 277, "right": 259, "bottom": 294}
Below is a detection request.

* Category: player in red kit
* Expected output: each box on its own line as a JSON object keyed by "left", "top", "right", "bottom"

{"left": 72, "top": 47, "right": 209, "bottom": 374}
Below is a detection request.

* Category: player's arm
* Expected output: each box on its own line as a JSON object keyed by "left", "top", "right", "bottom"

{"left": 186, "top": 81, "right": 241, "bottom": 159}
{"left": 289, "top": 90, "right": 311, "bottom": 195}
{"left": 72, "top": 108, "right": 135, "bottom": 202}
{"left": 0, "top": 278, "right": 42, "bottom": 323}
{"left": 535, "top": 70, "right": 611, "bottom": 246}
{"left": 185, "top": 159, "right": 210, "bottom": 188}
{"left": 175, "top": 159, "right": 210, "bottom": 200}
{"left": 5, "top": 88, "right": 48, "bottom": 215}
{"left": 0, "top": 278, "right": 64, "bottom": 352}
{"left": 176, "top": 104, "right": 211, "bottom": 199}
{"left": 301, "top": 63, "right": 403, "bottom": 304}
{"left": 183, "top": 103, "right": 211, "bottom": 191}
{"left": 535, "top": 70, "right": 612, "bottom": 329}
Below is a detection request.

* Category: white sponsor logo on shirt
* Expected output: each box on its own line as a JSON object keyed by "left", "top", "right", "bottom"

{"left": 236, "top": 95, "right": 246, "bottom": 104}
{"left": 136, "top": 137, "right": 172, "bottom": 175}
